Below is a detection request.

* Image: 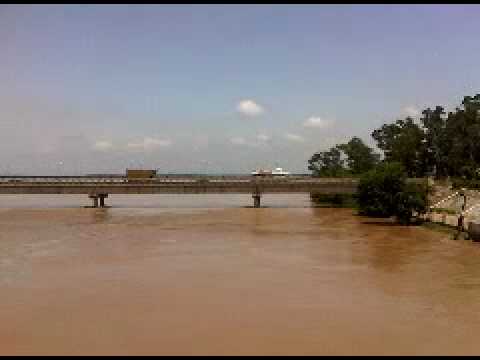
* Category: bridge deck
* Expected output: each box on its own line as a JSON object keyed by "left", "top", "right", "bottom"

{"left": 0, "top": 178, "right": 359, "bottom": 195}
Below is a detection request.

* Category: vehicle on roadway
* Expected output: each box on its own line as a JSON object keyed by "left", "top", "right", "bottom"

{"left": 251, "top": 167, "right": 290, "bottom": 177}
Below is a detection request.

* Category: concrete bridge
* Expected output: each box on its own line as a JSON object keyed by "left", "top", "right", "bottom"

{"left": 0, "top": 176, "right": 359, "bottom": 208}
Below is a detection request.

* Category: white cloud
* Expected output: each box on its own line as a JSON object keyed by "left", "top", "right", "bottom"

{"left": 127, "top": 137, "right": 172, "bottom": 151}
{"left": 237, "top": 99, "right": 264, "bottom": 117}
{"left": 93, "top": 140, "right": 113, "bottom": 151}
{"left": 284, "top": 133, "right": 305, "bottom": 143}
{"left": 403, "top": 106, "right": 420, "bottom": 118}
{"left": 303, "top": 116, "right": 333, "bottom": 129}
{"left": 230, "top": 136, "right": 247, "bottom": 145}
{"left": 257, "top": 133, "right": 271, "bottom": 142}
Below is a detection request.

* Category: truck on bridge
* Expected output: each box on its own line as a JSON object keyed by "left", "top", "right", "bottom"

{"left": 126, "top": 169, "right": 157, "bottom": 182}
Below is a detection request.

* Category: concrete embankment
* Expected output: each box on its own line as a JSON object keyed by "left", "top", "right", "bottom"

{"left": 426, "top": 183, "right": 480, "bottom": 240}
{"left": 425, "top": 212, "right": 461, "bottom": 228}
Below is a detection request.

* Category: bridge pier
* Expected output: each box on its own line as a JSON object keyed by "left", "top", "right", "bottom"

{"left": 89, "top": 195, "right": 99, "bottom": 208}
{"left": 252, "top": 193, "right": 261, "bottom": 208}
{"left": 88, "top": 194, "right": 108, "bottom": 208}
{"left": 98, "top": 193, "right": 108, "bottom": 207}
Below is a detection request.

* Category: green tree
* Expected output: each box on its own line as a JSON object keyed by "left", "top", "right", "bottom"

{"left": 308, "top": 147, "right": 346, "bottom": 177}
{"left": 394, "top": 182, "right": 427, "bottom": 224}
{"left": 315, "top": 94, "right": 480, "bottom": 182}
{"left": 442, "top": 95, "right": 480, "bottom": 179}
{"left": 420, "top": 106, "right": 446, "bottom": 178}
{"left": 336, "top": 137, "right": 380, "bottom": 175}
{"left": 371, "top": 117, "right": 426, "bottom": 177}
{"left": 357, "top": 162, "right": 406, "bottom": 217}
{"left": 357, "top": 162, "right": 426, "bottom": 223}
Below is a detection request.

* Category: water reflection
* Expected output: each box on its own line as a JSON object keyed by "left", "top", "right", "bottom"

{"left": 91, "top": 208, "right": 111, "bottom": 224}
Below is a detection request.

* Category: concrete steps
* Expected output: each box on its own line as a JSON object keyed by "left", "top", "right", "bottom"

{"left": 427, "top": 184, "right": 480, "bottom": 230}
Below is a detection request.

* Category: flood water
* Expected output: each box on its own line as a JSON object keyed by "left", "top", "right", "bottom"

{"left": 1, "top": 194, "right": 480, "bottom": 355}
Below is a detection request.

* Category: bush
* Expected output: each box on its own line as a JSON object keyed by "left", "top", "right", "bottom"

{"left": 357, "top": 162, "right": 406, "bottom": 217}
{"left": 394, "top": 182, "right": 427, "bottom": 224}
{"left": 357, "top": 162, "right": 427, "bottom": 224}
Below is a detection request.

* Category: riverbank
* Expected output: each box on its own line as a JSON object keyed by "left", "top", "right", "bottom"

{"left": 421, "top": 220, "right": 459, "bottom": 237}
{"left": 311, "top": 190, "right": 477, "bottom": 240}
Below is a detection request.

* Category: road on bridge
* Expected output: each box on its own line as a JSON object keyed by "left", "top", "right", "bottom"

{"left": 0, "top": 176, "right": 359, "bottom": 208}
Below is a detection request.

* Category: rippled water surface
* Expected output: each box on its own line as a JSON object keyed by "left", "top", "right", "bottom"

{"left": 1, "top": 194, "right": 480, "bottom": 355}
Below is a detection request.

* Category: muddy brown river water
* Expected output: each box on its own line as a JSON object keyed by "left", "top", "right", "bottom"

{"left": 1, "top": 194, "right": 480, "bottom": 355}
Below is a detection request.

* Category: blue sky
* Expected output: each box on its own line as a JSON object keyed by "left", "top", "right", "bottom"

{"left": 1, "top": 5, "right": 480, "bottom": 174}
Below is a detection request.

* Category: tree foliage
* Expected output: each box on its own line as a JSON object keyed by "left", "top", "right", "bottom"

{"left": 420, "top": 106, "right": 446, "bottom": 177}
{"left": 371, "top": 117, "right": 426, "bottom": 177}
{"left": 394, "top": 182, "right": 427, "bottom": 224}
{"left": 336, "top": 137, "right": 380, "bottom": 175}
{"left": 308, "top": 147, "right": 346, "bottom": 177}
{"left": 308, "top": 137, "right": 379, "bottom": 177}
{"left": 370, "top": 94, "right": 480, "bottom": 180}
{"left": 357, "top": 162, "right": 406, "bottom": 217}
{"left": 357, "top": 162, "right": 426, "bottom": 224}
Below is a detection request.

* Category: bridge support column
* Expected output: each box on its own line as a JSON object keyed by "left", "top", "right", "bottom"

{"left": 98, "top": 194, "right": 108, "bottom": 208}
{"left": 252, "top": 194, "right": 261, "bottom": 208}
{"left": 89, "top": 195, "right": 99, "bottom": 208}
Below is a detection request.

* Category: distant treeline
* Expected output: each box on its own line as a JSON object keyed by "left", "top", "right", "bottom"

{"left": 308, "top": 94, "right": 480, "bottom": 180}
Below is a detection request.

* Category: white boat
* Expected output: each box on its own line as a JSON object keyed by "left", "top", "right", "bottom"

{"left": 271, "top": 167, "right": 290, "bottom": 176}
{"left": 251, "top": 167, "right": 290, "bottom": 176}
{"left": 251, "top": 169, "right": 270, "bottom": 176}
